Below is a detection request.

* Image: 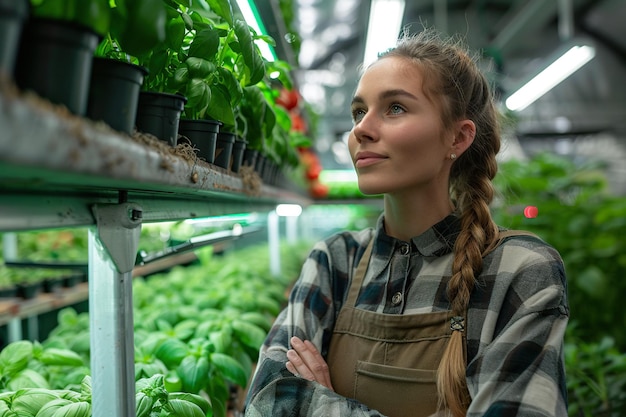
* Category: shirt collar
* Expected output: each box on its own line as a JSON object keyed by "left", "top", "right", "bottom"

{"left": 373, "top": 213, "right": 461, "bottom": 257}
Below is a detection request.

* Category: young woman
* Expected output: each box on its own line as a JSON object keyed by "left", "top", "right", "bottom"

{"left": 244, "top": 29, "right": 569, "bottom": 417}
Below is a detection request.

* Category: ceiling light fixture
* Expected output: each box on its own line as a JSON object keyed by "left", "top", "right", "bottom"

{"left": 505, "top": 44, "right": 595, "bottom": 111}
{"left": 234, "top": 0, "right": 277, "bottom": 61}
{"left": 363, "top": 0, "right": 406, "bottom": 66}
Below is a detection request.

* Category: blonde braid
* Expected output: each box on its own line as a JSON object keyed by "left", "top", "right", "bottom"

{"left": 438, "top": 179, "right": 499, "bottom": 417}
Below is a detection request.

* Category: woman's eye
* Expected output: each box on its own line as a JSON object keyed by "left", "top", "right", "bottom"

{"left": 352, "top": 108, "right": 366, "bottom": 123}
{"left": 389, "top": 104, "right": 405, "bottom": 115}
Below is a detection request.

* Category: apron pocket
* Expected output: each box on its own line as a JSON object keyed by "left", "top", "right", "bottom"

{"left": 354, "top": 360, "right": 438, "bottom": 417}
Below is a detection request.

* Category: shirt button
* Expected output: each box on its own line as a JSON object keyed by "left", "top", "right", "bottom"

{"left": 399, "top": 244, "right": 410, "bottom": 255}
{"left": 391, "top": 292, "right": 403, "bottom": 305}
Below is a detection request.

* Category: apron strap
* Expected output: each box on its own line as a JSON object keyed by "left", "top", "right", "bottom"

{"left": 482, "top": 229, "right": 540, "bottom": 257}
{"left": 345, "top": 236, "right": 375, "bottom": 307}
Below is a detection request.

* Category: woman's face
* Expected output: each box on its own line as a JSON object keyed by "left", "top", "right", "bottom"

{"left": 348, "top": 56, "right": 453, "bottom": 197}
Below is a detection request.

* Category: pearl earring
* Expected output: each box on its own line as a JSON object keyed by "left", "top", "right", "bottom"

{"left": 450, "top": 153, "right": 457, "bottom": 160}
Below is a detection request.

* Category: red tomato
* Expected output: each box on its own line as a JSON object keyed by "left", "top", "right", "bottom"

{"left": 290, "top": 112, "right": 307, "bottom": 132}
{"left": 298, "top": 148, "right": 317, "bottom": 166}
{"left": 305, "top": 163, "right": 322, "bottom": 180}
{"left": 309, "top": 181, "right": 329, "bottom": 199}
{"left": 276, "top": 88, "right": 299, "bottom": 110}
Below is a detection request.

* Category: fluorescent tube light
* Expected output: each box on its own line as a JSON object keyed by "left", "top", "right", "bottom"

{"left": 235, "top": 0, "right": 277, "bottom": 62}
{"left": 363, "top": 0, "right": 406, "bottom": 66}
{"left": 505, "top": 44, "right": 595, "bottom": 111}
{"left": 275, "top": 204, "right": 302, "bottom": 217}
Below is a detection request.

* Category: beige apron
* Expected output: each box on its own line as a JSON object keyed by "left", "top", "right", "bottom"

{"left": 327, "top": 239, "right": 459, "bottom": 417}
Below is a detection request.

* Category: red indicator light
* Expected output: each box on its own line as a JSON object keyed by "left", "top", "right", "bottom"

{"left": 524, "top": 206, "right": 538, "bottom": 219}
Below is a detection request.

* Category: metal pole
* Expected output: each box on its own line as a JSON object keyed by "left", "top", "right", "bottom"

{"left": 268, "top": 210, "right": 281, "bottom": 276}
{"left": 2, "top": 233, "right": 17, "bottom": 261}
{"left": 89, "top": 202, "right": 142, "bottom": 417}
{"left": 286, "top": 215, "right": 298, "bottom": 244}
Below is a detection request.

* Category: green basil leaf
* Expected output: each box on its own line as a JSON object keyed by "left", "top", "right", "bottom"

{"left": 166, "top": 15, "right": 187, "bottom": 51}
{"left": 11, "top": 388, "right": 59, "bottom": 417}
{"left": 0, "top": 341, "right": 33, "bottom": 377}
{"left": 77, "top": 0, "right": 110, "bottom": 35}
{"left": 206, "top": 84, "right": 235, "bottom": 126}
{"left": 35, "top": 398, "right": 74, "bottom": 417}
{"left": 168, "top": 392, "right": 211, "bottom": 414}
{"left": 210, "top": 352, "right": 248, "bottom": 387}
{"left": 38, "top": 348, "right": 84, "bottom": 367}
{"left": 215, "top": 67, "right": 243, "bottom": 107}
{"left": 167, "top": 399, "right": 205, "bottom": 417}
{"left": 155, "top": 338, "right": 189, "bottom": 368}
{"left": 177, "top": 355, "right": 209, "bottom": 394}
{"left": 234, "top": 20, "right": 265, "bottom": 85}
{"left": 188, "top": 28, "right": 221, "bottom": 60}
{"left": 186, "top": 57, "right": 216, "bottom": 79}
{"left": 263, "top": 104, "right": 277, "bottom": 139}
{"left": 238, "top": 311, "right": 273, "bottom": 332}
{"left": 135, "top": 392, "right": 153, "bottom": 417}
{"left": 231, "top": 320, "right": 267, "bottom": 351}
{"left": 118, "top": 0, "right": 167, "bottom": 57}
{"left": 56, "top": 401, "right": 91, "bottom": 417}
{"left": 206, "top": 0, "right": 233, "bottom": 25}
{"left": 208, "top": 327, "right": 232, "bottom": 354}
{"left": 7, "top": 369, "right": 49, "bottom": 390}
{"left": 171, "top": 67, "right": 190, "bottom": 90}
{"left": 185, "top": 78, "right": 212, "bottom": 118}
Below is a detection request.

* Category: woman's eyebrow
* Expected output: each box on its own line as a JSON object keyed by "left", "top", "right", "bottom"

{"left": 351, "top": 89, "right": 419, "bottom": 106}
{"left": 379, "top": 89, "right": 419, "bottom": 101}
{"left": 351, "top": 96, "right": 365, "bottom": 106}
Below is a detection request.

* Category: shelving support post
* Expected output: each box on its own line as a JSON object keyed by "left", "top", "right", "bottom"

{"left": 268, "top": 210, "right": 281, "bottom": 276}
{"left": 89, "top": 202, "right": 142, "bottom": 417}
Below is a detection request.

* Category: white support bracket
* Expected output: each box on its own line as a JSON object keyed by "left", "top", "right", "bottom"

{"left": 89, "top": 202, "right": 142, "bottom": 417}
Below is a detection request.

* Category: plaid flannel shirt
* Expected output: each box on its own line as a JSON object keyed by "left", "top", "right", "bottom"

{"left": 245, "top": 214, "right": 569, "bottom": 417}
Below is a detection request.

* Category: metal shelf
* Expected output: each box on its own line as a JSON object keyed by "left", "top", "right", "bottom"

{"left": 0, "top": 91, "right": 310, "bottom": 231}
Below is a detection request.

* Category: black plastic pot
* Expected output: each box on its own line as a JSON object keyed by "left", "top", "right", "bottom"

{"left": 178, "top": 119, "right": 221, "bottom": 164}
{"left": 214, "top": 131, "right": 236, "bottom": 170}
{"left": 16, "top": 281, "right": 41, "bottom": 299}
{"left": 0, "top": 0, "right": 29, "bottom": 77}
{"left": 15, "top": 18, "right": 100, "bottom": 115}
{"left": 87, "top": 58, "right": 148, "bottom": 134}
{"left": 254, "top": 153, "right": 266, "bottom": 177}
{"left": 42, "top": 277, "right": 63, "bottom": 293}
{"left": 136, "top": 91, "right": 187, "bottom": 146}
{"left": 0, "top": 285, "right": 17, "bottom": 298}
{"left": 242, "top": 148, "right": 258, "bottom": 169}
{"left": 231, "top": 137, "right": 247, "bottom": 173}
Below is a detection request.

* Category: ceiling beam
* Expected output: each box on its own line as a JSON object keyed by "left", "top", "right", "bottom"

{"left": 490, "top": 0, "right": 557, "bottom": 53}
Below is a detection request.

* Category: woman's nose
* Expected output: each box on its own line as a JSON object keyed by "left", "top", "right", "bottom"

{"left": 352, "top": 113, "right": 378, "bottom": 143}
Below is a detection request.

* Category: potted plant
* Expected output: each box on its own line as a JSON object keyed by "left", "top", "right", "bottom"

{"left": 129, "top": 1, "right": 198, "bottom": 146}
{"left": 169, "top": 8, "right": 229, "bottom": 161}
{"left": 14, "top": 0, "right": 108, "bottom": 115}
{"left": 87, "top": 52, "right": 149, "bottom": 135}
{"left": 86, "top": 0, "right": 169, "bottom": 135}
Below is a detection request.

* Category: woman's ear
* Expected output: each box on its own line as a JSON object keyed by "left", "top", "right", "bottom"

{"left": 451, "top": 119, "right": 476, "bottom": 157}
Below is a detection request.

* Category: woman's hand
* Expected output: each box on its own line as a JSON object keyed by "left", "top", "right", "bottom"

{"left": 285, "top": 336, "right": 335, "bottom": 391}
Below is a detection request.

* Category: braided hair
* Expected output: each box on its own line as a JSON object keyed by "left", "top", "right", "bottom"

{"left": 381, "top": 29, "right": 501, "bottom": 416}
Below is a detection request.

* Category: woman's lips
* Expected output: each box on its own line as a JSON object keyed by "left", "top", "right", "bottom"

{"left": 354, "top": 152, "right": 387, "bottom": 168}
